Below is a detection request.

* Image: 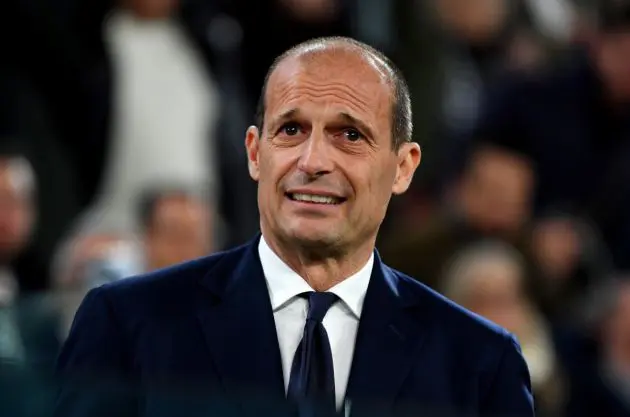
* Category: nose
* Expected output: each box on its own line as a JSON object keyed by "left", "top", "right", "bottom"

{"left": 296, "top": 132, "right": 334, "bottom": 177}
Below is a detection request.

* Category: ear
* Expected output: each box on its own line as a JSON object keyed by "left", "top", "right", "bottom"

{"left": 392, "top": 142, "right": 421, "bottom": 195}
{"left": 245, "top": 125, "right": 261, "bottom": 181}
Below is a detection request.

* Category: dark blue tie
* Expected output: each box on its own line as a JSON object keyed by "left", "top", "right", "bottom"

{"left": 287, "top": 291, "right": 339, "bottom": 417}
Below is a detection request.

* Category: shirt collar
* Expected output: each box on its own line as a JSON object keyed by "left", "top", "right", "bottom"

{"left": 258, "top": 235, "right": 373, "bottom": 318}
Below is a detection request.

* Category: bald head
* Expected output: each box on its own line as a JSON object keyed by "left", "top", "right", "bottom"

{"left": 255, "top": 37, "right": 412, "bottom": 149}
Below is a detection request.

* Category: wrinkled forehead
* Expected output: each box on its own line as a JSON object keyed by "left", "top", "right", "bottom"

{"left": 265, "top": 50, "right": 393, "bottom": 129}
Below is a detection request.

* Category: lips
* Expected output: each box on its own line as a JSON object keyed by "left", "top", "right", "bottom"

{"left": 286, "top": 192, "right": 345, "bottom": 205}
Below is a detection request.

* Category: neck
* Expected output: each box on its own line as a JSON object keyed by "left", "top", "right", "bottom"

{"left": 262, "top": 232, "right": 375, "bottom": 292}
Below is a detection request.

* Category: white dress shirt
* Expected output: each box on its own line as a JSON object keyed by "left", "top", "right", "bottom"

{"left": 258, "top": 236, "right": 373, "bottom": 408}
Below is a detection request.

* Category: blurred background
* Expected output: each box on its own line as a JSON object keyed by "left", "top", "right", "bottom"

{"left": 0, "top": 0, "right": 629, "bottom": 416}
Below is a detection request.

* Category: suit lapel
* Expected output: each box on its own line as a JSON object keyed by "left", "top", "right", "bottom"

{"left": 195, "top": 237, "right": 288, "bottom": 416}
{"left": 345, "top": 253, "right": 428, "bottom": 416}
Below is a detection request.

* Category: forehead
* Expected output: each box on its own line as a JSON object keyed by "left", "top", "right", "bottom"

{"left": 265, "top": 51, "right": 392, "bottom": 131}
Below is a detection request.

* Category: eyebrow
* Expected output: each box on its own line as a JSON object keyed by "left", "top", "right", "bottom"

{"left": 268, "top": 109, "right": 376, "bottom": 140}
{"left": 268, "top": 108, "right": 299, "bottom": 134}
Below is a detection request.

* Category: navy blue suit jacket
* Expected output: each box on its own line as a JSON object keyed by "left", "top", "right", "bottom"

{"left": 55, "top": 236, "right": 534, "bottom": 417}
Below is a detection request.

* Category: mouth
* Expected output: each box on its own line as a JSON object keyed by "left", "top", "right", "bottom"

{"left": 286, "top": 192, "right": 346, "bottom": 205}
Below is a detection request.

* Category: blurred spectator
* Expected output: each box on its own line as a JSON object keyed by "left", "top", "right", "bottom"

{"left": 0, "top": 155, "right": 61, "bottom": 384}
{"left": 3, "top": 0, "right": 259, "bottom": 254}
{"left": 472, "top": 0, "right": 630, "bottom": 270}
{"left": 0, "top": 72, "right": 81, "bottom": 293}
{"left": 0, "top": 0, "right": 111, "bottom": 211}
{"left": 391, "top": 0, "right": 559, "bottom": 207}
{"left": 531, "top": 214, "right": 613, "bottom": 321}
{"left": 0, "top": 156, "right": 36, "bottom": 304}
{"left": 52, "top": 185, "right": 213, "bottom": 339}
{"left": 442, "top": 240, "right": 564, "bottom": 417}
{"left": 0, "top": 155, "right": 36, "bottom": 372}
{"left": 51, "top": 219, "right": 140, "bottom": 339}
{"left": 137, "top": 186, "right": 214, "bottom": 272}
{"left": 379, "top": 144, "right": 536, "bottom": 290}
{"left": 88, "top": 0, "right": 220, "bottom": 235}
{"left": 53, "top": 231, "right": 139, "bottom": 294}
{"left": 567, "top": 278, "right": 630, "bottom": 417}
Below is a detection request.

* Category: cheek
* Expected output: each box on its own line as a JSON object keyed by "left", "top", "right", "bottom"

{"left": 258, "top": 147, "right": 298, "bottom": 189}
{"left": 370, "top": 162, "right": 397, "bottom": 193}
{"left": 256, "top": 153, "right": 289, "bottom": 214}
{"left": 360, "top": 166, "right": 396, "bottom": 214}
{"left": 257, "top": 154, "right": 279, "bottom": 193}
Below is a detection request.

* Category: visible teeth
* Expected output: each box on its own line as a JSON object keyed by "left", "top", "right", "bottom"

{"left": 291, "top": 193, "right": 340, "bottom": 204}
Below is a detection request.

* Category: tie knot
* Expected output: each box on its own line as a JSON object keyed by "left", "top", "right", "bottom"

{"left": 302, "top": 292, "right": 338, "bottom": 323}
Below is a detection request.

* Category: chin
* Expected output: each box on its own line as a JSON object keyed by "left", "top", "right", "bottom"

{"left": 285, "top": 226, "right": 343, "bottom": 249}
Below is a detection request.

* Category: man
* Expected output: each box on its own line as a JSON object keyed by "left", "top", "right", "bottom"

{"left": 390, "top": 0, "right": 548, "bottom": 201}
{"left": 2, "top": 0, "right": 259, "bottom": 249}
{"left": 1, "top": 73, "right": 80, "bottom": 294}
{"left": 471, "top": 0, "right": 630, "bottom": 270}
{"left": 0, "top": 154, "right": 36, "bottom": 362}
{"left": 55, "top": 37, "right": 534, "bottom": 417}
{"left": 380, "top": 143, "right": 536, "bottom": 291}
{"left": 441, "top": 240, "right": 563, "bottom": 417}
{"left": 137, "top": 186, "right": 215, "bottom": 271}
{"left": 0, "top": 154, "right": 59, "bottom": 417}
{"left": 87, "top": 0, "right": 220, "bottom": 236}
{"left": 51, "top": 224, "right": 140, "bottom": 340}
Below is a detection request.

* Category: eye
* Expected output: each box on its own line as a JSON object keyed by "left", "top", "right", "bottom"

{"left": 343, "top": 128, "right": 363, "bottom": 142}
{"left": 279, "top": 122, "right": 301, "bottom": 136}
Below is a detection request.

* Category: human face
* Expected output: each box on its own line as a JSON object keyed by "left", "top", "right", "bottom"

{"left": 461, "top": 147, "right": 534, "bottom": 236}
{"left": 246, "top": 52, "right": 420, "bottom": 254}
{"left": 145, "top": 195, "right": 212, "bottom": 270}
{"left": 464, "top": 262, "right": 526, "bottom": 334}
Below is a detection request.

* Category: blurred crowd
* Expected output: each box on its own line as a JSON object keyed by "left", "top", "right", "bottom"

{"left": 0, "top": 0, "right": 629, "bottom": 416}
